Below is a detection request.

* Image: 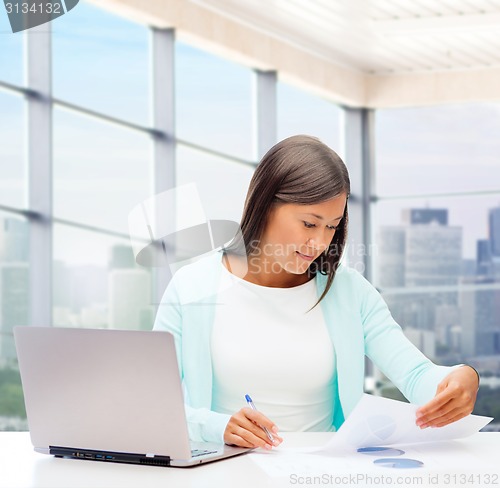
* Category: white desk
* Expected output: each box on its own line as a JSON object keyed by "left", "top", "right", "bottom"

{"left": 1, "top": 432, "right": 498, "bottom": 488}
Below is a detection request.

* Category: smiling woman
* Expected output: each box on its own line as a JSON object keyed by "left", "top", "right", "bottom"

{"left": 154, "top": 134, "right": 480, "bottom": 450}
{"left": 225, "top": 134, "right": 350, "bottom": 292}
{"left": 243, "top": 198, "right": 347, "bottom": 288}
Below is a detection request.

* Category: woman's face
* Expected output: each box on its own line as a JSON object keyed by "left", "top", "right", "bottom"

{"left": 255, "top": 193, "right": 347, "bottom": 278}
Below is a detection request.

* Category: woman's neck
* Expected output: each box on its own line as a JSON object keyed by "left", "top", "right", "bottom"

{"left": 222, "top": 252, "right": 312, "bottom": 288}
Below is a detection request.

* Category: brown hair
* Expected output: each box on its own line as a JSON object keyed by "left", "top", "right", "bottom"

{"left": 227, "top": 134, "right": 350, "bottom": 305}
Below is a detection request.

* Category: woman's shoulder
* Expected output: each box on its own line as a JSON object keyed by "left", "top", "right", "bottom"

{"left": 168, "top": 252, "right": 223, "bottom": 304}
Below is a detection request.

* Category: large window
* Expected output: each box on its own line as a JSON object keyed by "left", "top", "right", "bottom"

{"left": 176, "top": 144, "right": 254, "bottom": 224}
{"left": 0, "top": 1, "right": 261, "bottom": 433}
{"left": 0, "top": 92, "right": 25, "bottom": 208}
{"left": 0, "top": 11, "right": 23, "bottom": 86}
{"left": 53, "top": 225, "right": 152, "bottom": 330}
{"left": 52, "top": 1, "right": 149, "bottom": 125}
{"left": 0, "top": 2, "right": 154, "bottom": 432}
{"left": 176, "top": 42, "right": 254, "bottom": 160}
{"left": 0, "top": 213, "right": 29, "bottom": 430}
{"left": 277, "top": 81, "right": 341, "bottom": 153}
{"left": 53, "top": 109, "right": 152, "bottom": 235}
{"left": 373, "top": 194, "right": 499, "bottom": 361}
{"left": 0, "top": 13, "right": 29, "bottom": 431}
{"left": 374, "top": 105, "right": 500, "bottom": 420}
{"left": 50, "top": 6, "right": 154, "bottom": 335}
{"left": 376, "top": 104, "right": 500, "bottom": 196}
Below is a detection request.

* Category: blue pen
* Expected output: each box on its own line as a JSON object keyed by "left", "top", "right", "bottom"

{"left": 245, "top": 394, "right": 275, "bottom": 443}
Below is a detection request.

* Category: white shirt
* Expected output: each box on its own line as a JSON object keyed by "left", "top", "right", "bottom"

{"left": 211, "top": 264, "right": 337, "bottom": 432}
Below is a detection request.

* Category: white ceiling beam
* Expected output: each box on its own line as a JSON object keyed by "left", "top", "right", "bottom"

{"left": 415, "top": 0, "right": 460, "bottom": 16}
{"left": 372, "top": 0, "right": 422, "bottom": 18}
{"left": 465, "top": 31, "right": 500, "bottom": 64}
{"left": 367, "top": 67, "right": 500, "bottom": 107}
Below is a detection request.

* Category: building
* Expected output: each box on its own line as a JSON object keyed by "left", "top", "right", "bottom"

{"left": 108, "top": 269, "right": 152, "bottom": 330}
{"left": 378, "top": 209, "right": 462, "bottom": 334}
{"left": 404, "top": 223, "right": 461, "bottom": 288}
{"left": 477, "top": 239, "right": 493, "bottom": 277}
{"left": 0, "top": 219, "right": 28, "bottom": 263}
{"left": 490, "top": 207, "right": 500, "bottom": 258}
{"left": 377, "top": 227, "right": 405, "bottom": 289}
{"left": 53, "top": 265, "right": 108, "bottom": 328}
{"left": 402, "top": 208, "right": 448, "bottom": 226}
{"left": 378, "top": 210, "right": 462, "bottom": 289}
{"left": 460, "top": 276, "right": 500, "bottom": 358}
{"left": 0, "top": 219, "right": 29, "bottom": 360}
{"left": 0, "top": 263, "right": 29, "bottom": 360}
{"left": 110, "top": 245, "right": 136, "bottom": 269}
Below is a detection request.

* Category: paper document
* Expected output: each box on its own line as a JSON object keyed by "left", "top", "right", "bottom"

{"left": 314, "top": 394, "right": 492, "bottom": 453}
{"left": 251, "top": 437, "right": 496, "bottom": 478}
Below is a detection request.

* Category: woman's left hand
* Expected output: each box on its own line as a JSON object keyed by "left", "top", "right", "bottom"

{"left": 415, "top": 365, "right": 479, "bottom": 429}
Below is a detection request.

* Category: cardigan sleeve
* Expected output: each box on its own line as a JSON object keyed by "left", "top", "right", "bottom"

{"left": 153, "top": 274, "right": 231, "bottom": 443}
{"left": 357, "top": 272, "right": 460, "bottom": 405}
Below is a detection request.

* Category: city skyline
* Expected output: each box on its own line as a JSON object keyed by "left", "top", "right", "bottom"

{"left": 376, "top": 204, "right": 500, "bottom": 369}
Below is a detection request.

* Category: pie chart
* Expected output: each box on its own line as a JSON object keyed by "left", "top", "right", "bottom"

{"left": 373, "top": 458, "right": 424, "bottom": 469}
{"left": 357, "top": 446, "right": 405, "bottom": 456}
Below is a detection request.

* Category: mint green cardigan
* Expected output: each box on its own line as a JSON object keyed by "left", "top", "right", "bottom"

{"left": 153, "top": 251, "right": 456, "bottom": 443}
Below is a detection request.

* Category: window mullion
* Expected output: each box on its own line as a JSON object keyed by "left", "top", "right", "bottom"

{"left": 254, "top": 70, "right": 277, "bottom": 160}
{"left": 151, "top": 28, "right": 176, "bottom": 308}
{"left": 26, "top": 24, "right": 52, "bottom": 326}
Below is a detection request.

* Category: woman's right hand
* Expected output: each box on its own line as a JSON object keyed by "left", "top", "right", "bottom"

{"left": 223, "top": 407, "right": 283, "bottom": 449}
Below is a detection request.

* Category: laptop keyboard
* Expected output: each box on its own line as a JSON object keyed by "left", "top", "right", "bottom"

{"left": 191, "top": 449, "right": 218, "bottom": 458}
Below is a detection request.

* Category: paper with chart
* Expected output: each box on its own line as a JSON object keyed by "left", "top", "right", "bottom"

{"left": 313, "top": 393, "right": 492, "bottom": 453}
{"left": 250, "top": 436, "right": 497, "bottom": 479}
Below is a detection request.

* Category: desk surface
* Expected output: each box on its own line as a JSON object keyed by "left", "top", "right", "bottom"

{"left": 1, "top": 432, "right": 499, "bottom": 488}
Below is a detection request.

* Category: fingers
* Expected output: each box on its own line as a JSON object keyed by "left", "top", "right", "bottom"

{"left": 245, "top": 410, "right": 283, "bottom": 447}
{"left": 416, "top": 405, "right": 467, "bottom": 429}
{"left": 224, "top": 408, "right": 283, "bottom": 449}
{"left": 432, "top": 408, "right": 469, "bottom": 428}
{"left": 224, "top": 430, "right": 269, "bottom": 449}
{"left": 416, "top": 376, "right": 477, "bottom": 429}
{"left": 244, "top": 408, "right": 279, "bottom": 435}
{"left": 416, "top": 392, "right": 453, "bottom": 426}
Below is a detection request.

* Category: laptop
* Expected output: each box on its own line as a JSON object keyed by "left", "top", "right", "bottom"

{"left": 14, "top": 326, "right": 252, "bottom": 467}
